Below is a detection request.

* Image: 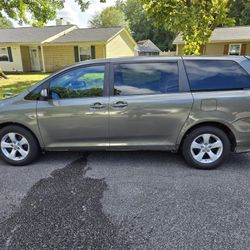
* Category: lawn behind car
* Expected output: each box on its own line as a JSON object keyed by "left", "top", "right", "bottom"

{"left": 0, "top": 74, "right": 49, "bottom": 99}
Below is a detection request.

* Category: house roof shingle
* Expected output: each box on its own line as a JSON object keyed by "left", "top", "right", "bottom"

{"left": 0, "top": 25, "right": 75, "bottom": 44}
{"left": 50, "top": 27, "right": 123, "bottom": 43}
{"left": 173, "top": 26, "right": 250, "bottom": 44}
{"left": 137, "top": 39, "right": 162, "bottom": 53}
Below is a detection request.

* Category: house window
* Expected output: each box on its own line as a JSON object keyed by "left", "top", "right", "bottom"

{"left": 228, "top": 44, "right": 241, "bottom": 56}
{"left": 0, "top": 47, "right": 9, "bottom": 61}
{"left": 79, "top": 46, "right": 91, "bottom": 61}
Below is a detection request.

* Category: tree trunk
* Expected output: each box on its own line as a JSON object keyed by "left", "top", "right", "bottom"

{"left": 0, "top": 68, "right": 8, "bottom": 79}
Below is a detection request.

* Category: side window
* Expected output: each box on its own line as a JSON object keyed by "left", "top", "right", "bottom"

{"left": 49, "top": 65, "right": 105, "bottom": 99}
{"left": 113, "top": 62, "right": 179, "bottom": 96}
{"left": 184, "top": 60, "right": 250, "bottom": 91}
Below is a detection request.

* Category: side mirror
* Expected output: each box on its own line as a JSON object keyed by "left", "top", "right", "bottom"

{"left": 40, "top": 89, "right": 48, "bottom": 98}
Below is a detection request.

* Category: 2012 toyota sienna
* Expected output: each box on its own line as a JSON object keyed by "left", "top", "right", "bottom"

{"left": 1, "top": 56, "right": 250, "bottom": 169}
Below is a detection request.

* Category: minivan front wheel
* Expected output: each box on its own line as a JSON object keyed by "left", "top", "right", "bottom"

{"left": 182, "top": 126, "right": 231, "bottom": 169}
{"left": 0, "top": 125, "right": 40, "bottom": 166}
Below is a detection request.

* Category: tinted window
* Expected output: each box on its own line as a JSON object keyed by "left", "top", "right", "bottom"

{"left": 113, "top": 62, "right": 179, "bottom": 96}
{"left": 185, "top": 60, "right": 250, "bottom": 91}
{"left": 49, "top": 65, "right": 105, "bottom": 99}
{"left": 25, "top": 84, "right": 43, "bottom": 100}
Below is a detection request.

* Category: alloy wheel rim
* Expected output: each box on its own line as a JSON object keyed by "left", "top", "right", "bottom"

{"left": 190, "top": 133, "right": 223, "bottom": 164}
{"left": 1, "top": 133, "right": 30, "bottom": 161}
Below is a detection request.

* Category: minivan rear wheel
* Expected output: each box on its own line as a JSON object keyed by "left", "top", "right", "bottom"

{"left": 182, "top": 126, "right": 231, "bottom": 169}
{"left": 0, "top": 125, "right": 40, "bottom": 166}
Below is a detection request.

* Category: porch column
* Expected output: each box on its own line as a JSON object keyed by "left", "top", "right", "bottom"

{"left": 40, "top": 45, "right": 46, "bottom": 73}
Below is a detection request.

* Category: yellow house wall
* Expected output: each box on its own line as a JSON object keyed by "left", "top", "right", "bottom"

{"left": 205, "top": 42, "right": 250, "bottom": 55}
{"left": 177, "top": 42, "right": 250, "bottom": 56}
{"left": 243, "top": 42, "right": 250, "bottom": 55}
{"left": 43, "top": 45, "right": 75, "bottom": 72}
{"left": 106, "top": 30, "right": 135, "bottom": 58}
{"left": 43, "top": 43, "right": 106, "bottom": 72}
{"left": 95, "top": 44, "right": 106, "bottom": 58}
{"left": 205, "top": 43, "right": 226, "bottom": 55}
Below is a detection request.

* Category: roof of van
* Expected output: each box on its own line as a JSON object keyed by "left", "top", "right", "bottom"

{"left": 73, "top": 55, "right": 246, "bottom": 64}
{"left": 47, "top": 56, "right": 247, "bottom": 76}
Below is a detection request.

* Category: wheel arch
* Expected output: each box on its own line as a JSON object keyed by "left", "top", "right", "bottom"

{"left": 178, "top": 121, "right": 237, "bottom": 152}
{"left": 0, "top": 122, "right": 43, "bottom": 149}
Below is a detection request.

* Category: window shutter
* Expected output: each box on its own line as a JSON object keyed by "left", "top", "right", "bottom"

{"left": 241, "top": 44, "right": 247, "bottom": 56}
{"left": 74, "top": 46, "right": 79, "bottom": 62}
{"left": 7, "top": 47, "right": 13, "bottom": 62}
{"left": 91, "top": 45, "right": 96, "bottom": 59}
{"left": 223, "top": 44, "right": 229, "bottom": 55}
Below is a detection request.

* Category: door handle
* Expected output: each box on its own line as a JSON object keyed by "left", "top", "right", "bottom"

{"left": 112, "top": 101, "right": 128, "bottom": 108}
{"left": 90, "top": 102, "right": 106, "bottom": 109}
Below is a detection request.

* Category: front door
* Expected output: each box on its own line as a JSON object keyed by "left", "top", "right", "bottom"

{"left": 109, "top": 60, "right": 193, "bottom": 150}
{"left": 30, "top": 47, "right": 40, "bottom": 71}
{"left": 37, "top": 64, "right": 109, "bottom": 149}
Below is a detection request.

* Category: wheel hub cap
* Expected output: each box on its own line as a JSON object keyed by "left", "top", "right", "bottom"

{"left": 190, "top": 133, "right": 223, "bottom": 164}
{"left": 1, "top": 133, "right": 30, "bottom": 161}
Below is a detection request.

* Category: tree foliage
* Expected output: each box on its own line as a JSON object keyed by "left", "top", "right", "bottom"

{"left": 115, "top": 0, "right": 176, "bottom": 51}
{"left": 0, "top": 16, "right": 13, "bottom": 28}
{"left": 0, "top": 0, "right": 106, "bottom": 26}
{"left": 141, "top": 0, "right": 235, "bottom": 55}
{"left": 89, "top": 7, "right": 129, "bottom": 28}
{"left": 229, "top": 0, "right": 250, "bottom": 25}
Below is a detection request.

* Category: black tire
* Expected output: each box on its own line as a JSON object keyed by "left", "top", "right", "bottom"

{"left": 181, "top": 126, "right": 231, "bottom": 170}
{"left": 0, "top": 125, "right": 40, "bottom": 166}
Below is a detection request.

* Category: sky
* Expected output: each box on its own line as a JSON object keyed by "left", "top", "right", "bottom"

{"left": 48, "top": 0, "right": 117, "bottom": 27}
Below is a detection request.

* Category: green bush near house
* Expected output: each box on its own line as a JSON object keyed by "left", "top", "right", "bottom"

{"left": 0, "top": 74, "right": 49, "bottom": 99}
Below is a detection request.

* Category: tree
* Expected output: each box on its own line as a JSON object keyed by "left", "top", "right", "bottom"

{"left": 116, "top": 0, "right": 176, "bottom": 51}
{"left": 0, "top": 17, "right": 13, "bottom": 28}
{"left": 0, "top": 0, "right": 106, "bottom": 26}
{"left": 89, "top": 7, "right": 129, "bottom": 28}
{"left": 229, "top": 0, "right": 250, "bottom": 25}
{"left": 141, "top": 0, "right": 235, "bottom": 55}
{"left": 0, "top": 69, "right": 7, "bottom": 79}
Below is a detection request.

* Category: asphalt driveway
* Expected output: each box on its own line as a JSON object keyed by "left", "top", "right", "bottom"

{"left": 0, "top": 151, "right": 250, "bottom": 249}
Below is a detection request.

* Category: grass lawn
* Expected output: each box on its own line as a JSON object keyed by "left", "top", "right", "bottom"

{"left": 0, "top": 73, "right": 49, "bottom": 99}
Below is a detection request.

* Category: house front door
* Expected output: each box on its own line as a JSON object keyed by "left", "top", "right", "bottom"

{"left": 30, "top": 47, "right": 40, "bottom": 71}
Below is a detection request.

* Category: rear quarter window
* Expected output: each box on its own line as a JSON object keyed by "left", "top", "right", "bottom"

{"left": 184, "top": 60, "right": 250, "bottom": 91}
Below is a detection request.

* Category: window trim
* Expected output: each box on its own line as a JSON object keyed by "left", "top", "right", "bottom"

{"left": 110, "top": 60, "right": 180, "bottom": 97}
{"left": 228, "top": 44, "right": 241, "bottom": 56}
